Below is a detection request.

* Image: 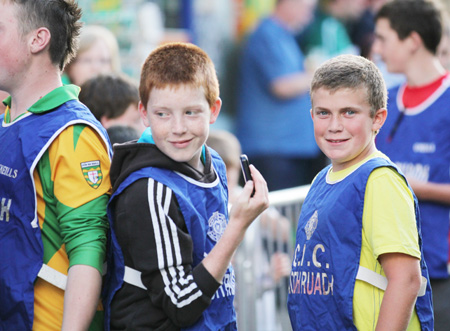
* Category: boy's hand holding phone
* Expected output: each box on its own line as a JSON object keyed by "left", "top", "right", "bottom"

{"left": 228, "top": 154, "right": 269, "bottom": 232}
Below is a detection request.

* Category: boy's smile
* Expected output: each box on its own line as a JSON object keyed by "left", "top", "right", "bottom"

{"left": 140, "top": 85, "right": 220, "bottom": 172}
{"left": 311, "top": 87, "right": 385, "bottom": 172}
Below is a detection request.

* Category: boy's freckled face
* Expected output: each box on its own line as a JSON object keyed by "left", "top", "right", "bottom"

{"left": 140, "top": 85, "right": 220, "bottom": 171}
{"left": 311, "top": 87, "right": 379, "bottom": 172}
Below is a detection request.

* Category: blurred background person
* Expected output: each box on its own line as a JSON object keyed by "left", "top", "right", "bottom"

{"left": 298, "top": 0, "right": 366, "bottom": 65}
{"left": 438, "top": 11, "right": 450, "bottom": 71}
{"left": 106, "top": 125, "right": 140, "bottom": 145}
{"left": 237, "top": 0, "right": 324, "bottom": 192}
{"left": 63, "top": 25, "right": 121, "bottom": 86}
{"left": 342, "top": 0, "right": 406, "bottom": 89}
{"left": 344, "top": 0, "right": 406, "bottom": 90}
{"left": 79, "top": 73, "right": 145, "bottom": 135}
{"left": 346, "top": 0, "right": 388, "bottom": 59}
{"left": 373, "top": 1, "right": 450, "bottom": 329}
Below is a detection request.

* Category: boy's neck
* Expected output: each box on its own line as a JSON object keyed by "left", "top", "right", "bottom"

{"left": 8, "top": 66, "right": 62, "bottom": 121}
{"left": 331, "top": 141, "right": 377, "bottom": 173}
{"left": 404, "top": 53, "right": 446, "bottom": 87}
{"left": 196, "top": 161, "right": 205, "bottom": 174}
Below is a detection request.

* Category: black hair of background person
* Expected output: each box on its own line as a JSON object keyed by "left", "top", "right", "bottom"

{"left": 107, "top": 125, "right": 139, "bottom": 145}
{"left": 79, "top": 73, "right": 139, "bottom": 122}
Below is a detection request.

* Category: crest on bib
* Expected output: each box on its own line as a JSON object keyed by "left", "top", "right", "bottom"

{"left": 81, "top": 160, "right": 103, "bottom": 189}
{"left": 207, "top": 211, "right": 227, "bottom": 242}
{"left": 305, "top": 210, "right": 319, "bottom": 240}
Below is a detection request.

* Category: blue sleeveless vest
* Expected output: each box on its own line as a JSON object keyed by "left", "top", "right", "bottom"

{"left": 0, "top": 101, "right": 110, "bottom": 330}
{"left": 287, "top": 158, "right": 433, "bottom": 330}
{"left": 104, "top": 149, "right": 237, "bottom": 331}
{"left": 377, "top": 83, "right": 450, "bottom": 278}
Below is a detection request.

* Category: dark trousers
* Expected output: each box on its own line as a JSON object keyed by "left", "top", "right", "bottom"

{"left": 430, "top": 277, "right": 450, "bottom": 331}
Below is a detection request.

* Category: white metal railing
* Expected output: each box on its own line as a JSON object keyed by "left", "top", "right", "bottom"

{"left": 234, "top": 185, "right": 310, "bottom": 331}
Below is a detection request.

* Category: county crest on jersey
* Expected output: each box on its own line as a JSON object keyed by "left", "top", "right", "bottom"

{"left": 81, "top": 160, "right": 103, "bottom": 189}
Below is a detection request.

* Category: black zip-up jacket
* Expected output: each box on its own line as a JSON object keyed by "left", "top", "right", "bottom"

{"left": 109, "top": 141, "right": 221, "bottom": 330}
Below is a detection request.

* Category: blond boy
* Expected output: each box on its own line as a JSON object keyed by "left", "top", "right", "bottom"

{"left": 287, "top": 54, "right": 433, "bottom": 330}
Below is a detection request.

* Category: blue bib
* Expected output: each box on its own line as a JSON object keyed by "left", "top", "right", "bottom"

{"left": 287, "top": 158, "right": 433, "bottom": 330}
{"left": 377, "top": 84, "right": 450, "bottom": 278}
{"left": 0, "top": 101, "right": 109, "bottom": 330}
{"left": 104, "top": 149, "right": 237, "bottom": 331}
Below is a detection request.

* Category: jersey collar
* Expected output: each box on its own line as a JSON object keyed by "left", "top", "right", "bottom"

{"left": 3, "top": 84, "right": 80, "bottom": 123}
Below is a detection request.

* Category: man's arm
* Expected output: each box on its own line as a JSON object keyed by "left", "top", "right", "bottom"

{"left": 62, "top": 265, "right": 102, "bottom": 331}
{"left": 246, "top": 24, "right": 312, "bottom": 101}
{"left": 376, "top": 253, "right": 422, "bottom": 331}
{"left": 407, "top": 178, "right": 450, "bottom": 205}
{"left": 270, "top": 72, "right": 313, "bottom": 99}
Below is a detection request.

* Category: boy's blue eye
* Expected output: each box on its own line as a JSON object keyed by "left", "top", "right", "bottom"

{"left": 186, "top": 109, "right": 200, "bottom": 116}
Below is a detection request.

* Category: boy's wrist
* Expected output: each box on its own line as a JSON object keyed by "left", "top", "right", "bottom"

{"left": 219, "top": 221, "right": 246, "bottom": 249}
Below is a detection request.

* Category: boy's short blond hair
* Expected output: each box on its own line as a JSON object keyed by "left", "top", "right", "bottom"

{"left": 139, "top": 42, "right": 219, "bottom": 108}
{"left": 310, "top": 54, "right": 387, "bottom": 117}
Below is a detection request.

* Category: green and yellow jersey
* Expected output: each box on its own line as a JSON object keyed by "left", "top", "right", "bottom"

{"left": 4, "top": 85, "right": 111, "bottom": 330}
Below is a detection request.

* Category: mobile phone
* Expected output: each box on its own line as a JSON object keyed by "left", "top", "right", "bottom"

{"left": 240, "top": 154, "right": 253, "bottom": 182}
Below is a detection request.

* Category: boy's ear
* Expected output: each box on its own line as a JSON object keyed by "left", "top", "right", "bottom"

{"left": 407, "top": 31, "right": 423, "bottom": 53}
{"left": 372, "top": 108, "right": 387, "bottom": 133}
{"left": 100, "top": 115, "right": 110, "bottom": 128}
{"left": 30, "top": 27, "right": 51, "bottom": 54}
{"left": 209, "top": 98, "right": 222, "bottom": 124}
{"left": 138, "top": 101, "right": 150, "bottom": 127}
